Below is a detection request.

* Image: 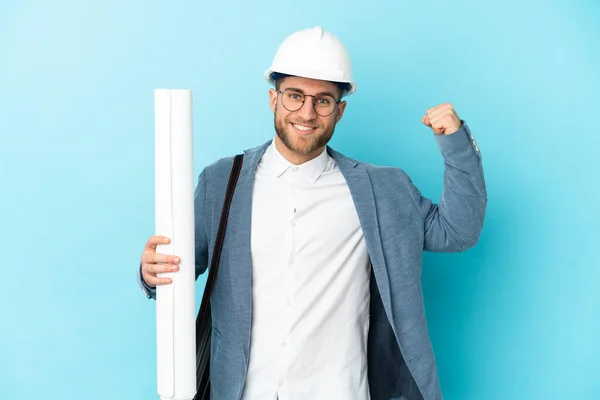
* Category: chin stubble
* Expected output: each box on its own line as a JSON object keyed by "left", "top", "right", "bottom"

{"left": 273, "top": 108, "right": 335, "bottom": 156}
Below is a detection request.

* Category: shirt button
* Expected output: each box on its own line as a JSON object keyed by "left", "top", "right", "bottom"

{"left": 289, "top": 260, "right": 294, "bottom": 265}
{"left": 291, "top": 221, "right": 296, "bottom": 227}
{"left": 279, "top": 380, "right": 284, "bottom": 387}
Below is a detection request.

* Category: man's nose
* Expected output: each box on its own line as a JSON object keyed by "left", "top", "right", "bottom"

{"left": 296, "top": 97, "right": 317, "bottom": 120}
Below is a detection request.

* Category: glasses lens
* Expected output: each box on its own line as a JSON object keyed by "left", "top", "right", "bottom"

{"left": 281, "top": 89, "right": 304, "bottom": 112}
{"left": 313, "top": 95, "right": 336, "bottom": 116}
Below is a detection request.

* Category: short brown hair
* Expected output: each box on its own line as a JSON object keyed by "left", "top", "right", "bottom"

{"left": 274, "top": 73, "right": 345, "bottom": 100}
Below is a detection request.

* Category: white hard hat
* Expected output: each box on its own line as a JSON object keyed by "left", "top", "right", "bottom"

{"left": 265, "top": 26, "right": 357, "bottom": 97}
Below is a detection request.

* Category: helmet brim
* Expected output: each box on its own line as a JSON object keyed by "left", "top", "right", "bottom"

{"left": 265, "top": 68, "right": 357, "bottom": 97}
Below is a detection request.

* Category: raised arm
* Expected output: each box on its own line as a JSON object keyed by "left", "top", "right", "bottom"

{"left": 412, "top": 103, "right": 487, "bottom": 252}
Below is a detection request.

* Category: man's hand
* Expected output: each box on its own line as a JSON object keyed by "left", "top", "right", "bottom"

{"left": 421, "top": 103, "right": 462, "bottom": 135}
{"left": 141, "top": 235, "right": 180, "bottom": 287}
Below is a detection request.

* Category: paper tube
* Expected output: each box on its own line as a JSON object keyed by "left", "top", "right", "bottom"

{"left": 154, "top": 89, "right": 196, "bottom": 400}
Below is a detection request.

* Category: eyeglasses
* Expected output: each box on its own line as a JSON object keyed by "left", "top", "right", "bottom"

{"left": 276, "top": 89, "right": 341, "bottom": 117}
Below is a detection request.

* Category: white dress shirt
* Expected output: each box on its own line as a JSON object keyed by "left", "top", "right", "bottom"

{"left": 241, "top": 140, "right": 371, "bottom": 400}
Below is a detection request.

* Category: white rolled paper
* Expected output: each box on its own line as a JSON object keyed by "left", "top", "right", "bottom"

{"left": 154, "top": 89, "right": 196, "bottom": 400}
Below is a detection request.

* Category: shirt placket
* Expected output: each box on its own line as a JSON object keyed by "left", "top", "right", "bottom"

{"left": 278, "top": 168, "right": 300, "bottom": 398}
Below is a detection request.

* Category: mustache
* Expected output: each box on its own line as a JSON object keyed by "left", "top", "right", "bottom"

{"left": 275, "top": 105, "right": 320, "bottom": 126}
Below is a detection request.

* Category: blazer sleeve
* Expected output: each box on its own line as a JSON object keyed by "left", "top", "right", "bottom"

{"left": 137, "top": 169, "right": 210, "bottom": 300}
{"left": 194, "top": 169, "right": 210, "bottom": 278}
{"left": 408, "top": 121, "right": 487, "bottom": 252}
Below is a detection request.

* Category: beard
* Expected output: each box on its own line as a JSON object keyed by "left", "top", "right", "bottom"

{"left": 274, "top": 107, "right": 336, "bottom": 157}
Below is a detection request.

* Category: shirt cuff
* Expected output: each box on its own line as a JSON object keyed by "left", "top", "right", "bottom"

{"left": 138, "top": 262, "right": 155, "bottom": 299}
{"left": 434, "top": 120, "right": 481, "bottom": 157}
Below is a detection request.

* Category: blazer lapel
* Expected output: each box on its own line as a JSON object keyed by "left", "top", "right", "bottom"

{"left": 329, "top": 148, "right": 394, "bottom": 322}
{"left": 225, "top": 141, "right": 271, "bottom": 365}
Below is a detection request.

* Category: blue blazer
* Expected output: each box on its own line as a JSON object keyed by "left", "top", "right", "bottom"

{"left": 141, "top": 122, "right": 487, "bottom": 400}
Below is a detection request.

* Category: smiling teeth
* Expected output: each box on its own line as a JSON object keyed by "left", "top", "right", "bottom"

{"left": 293, "top": 124, "right": 313, "bottom": 131}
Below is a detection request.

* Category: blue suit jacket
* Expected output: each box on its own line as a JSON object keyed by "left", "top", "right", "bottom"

{"left": 140, "top": 122, "right": 487, "bottom": 400}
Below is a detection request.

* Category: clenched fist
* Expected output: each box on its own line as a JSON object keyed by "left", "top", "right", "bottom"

{"left": 421, "top": 103, "right": 462, "bottom": 135}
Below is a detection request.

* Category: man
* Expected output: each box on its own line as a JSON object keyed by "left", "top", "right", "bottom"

{"left": 139, "top": 26, "right": 486, "bottom": 400}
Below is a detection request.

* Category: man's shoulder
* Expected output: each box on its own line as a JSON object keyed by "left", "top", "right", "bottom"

{"left": 204, "top": 155, "right": 237, "bottom": 174}
{"left": 329, "top": 147, "right": 411, "bottom": 183}
{"left": 201, "top": 140, "right": 270, "bottom": 179}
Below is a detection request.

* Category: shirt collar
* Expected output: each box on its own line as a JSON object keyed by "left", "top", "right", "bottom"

{"left": 263, "top": 138, "right": 330, "bottom": 184}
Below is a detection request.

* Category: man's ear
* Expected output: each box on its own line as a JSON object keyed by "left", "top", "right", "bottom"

{"left": 269, "top": 88, "right": 278, "bottom": 113}
{"left": 335, "top": 101, "right": 347, "bottom": 123}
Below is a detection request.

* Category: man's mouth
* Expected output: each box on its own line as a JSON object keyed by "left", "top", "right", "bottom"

{"left": 291, "top": 123, "right": 316, "bottom": 132}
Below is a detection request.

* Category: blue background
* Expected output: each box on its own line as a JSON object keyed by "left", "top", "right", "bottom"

{"left": 1, "top": 0, "right": 599, "bottom": 399}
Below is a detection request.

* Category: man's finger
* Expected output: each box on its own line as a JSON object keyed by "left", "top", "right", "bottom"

{"left": 143, "top": 253, "right": 180, "bottom": 265}
{"left": 144, "top": 261, "right": 180, "bottom": 275}
{"left": 427, "top": 105, "right": 455, "bottom": 121}
{"left": 143, "top": 274, "right": 173, "bottom": 287}
{"left": 426, "top": 103, "right": 452, "bottom": 114}
{"left": 142, "top": 262, "right": 179, "bottom": 273}
{"left": 144, "top": 236, "right": 171, "bottom": 251}
{"left": 429, "top": 109, "right": 456, "bottom": 125}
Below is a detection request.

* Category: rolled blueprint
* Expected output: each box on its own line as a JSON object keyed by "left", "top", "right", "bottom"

{"left": 154, "top": 89, "right": 196, "bottom": 400}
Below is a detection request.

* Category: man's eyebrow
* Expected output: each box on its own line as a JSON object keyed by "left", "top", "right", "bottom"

{"left": 284, "top": 87, "right": 338, "bottom": 99}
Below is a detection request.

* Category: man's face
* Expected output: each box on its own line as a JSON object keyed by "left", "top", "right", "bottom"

{"left": 269, "top": 76, "right": 347, "bottom": 163}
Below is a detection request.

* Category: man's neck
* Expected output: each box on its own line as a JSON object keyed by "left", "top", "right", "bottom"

{"left": 273, "top": 136, "right": 324, "bottom": 166}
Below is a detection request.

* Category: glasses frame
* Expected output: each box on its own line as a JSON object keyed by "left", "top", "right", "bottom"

{"left": 276, "top": 89, "right": 341, "bottom": 117}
